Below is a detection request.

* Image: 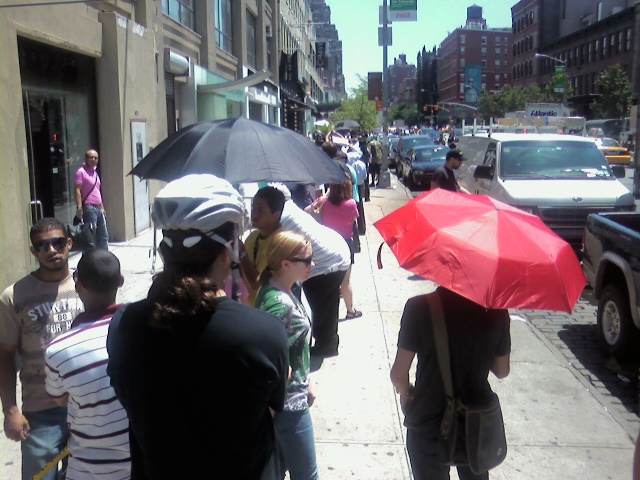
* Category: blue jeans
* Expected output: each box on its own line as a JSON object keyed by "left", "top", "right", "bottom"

{"left": 274, "top": 409, "right": 318, "bottom": 480}
{"left": 22, "top": 407, "right": 69, "bottom": 480}
{"left": 407, "top": 424, "right": 488, "bottom": 480}
{"left": 82, "top": 204, "right": 109, "bottom": 250}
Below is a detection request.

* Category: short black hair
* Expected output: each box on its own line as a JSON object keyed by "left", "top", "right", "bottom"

{"left": 30, "top": 218, "right": 67, "bottom": 245}
{"left": 446, "top": 149, "right": 464, "bottom": 161}
{"left": 76, "top": 249, "right": 121, "bottom": 292}
{"left": 255, "top": 186, "right": 286, "bottom": 217}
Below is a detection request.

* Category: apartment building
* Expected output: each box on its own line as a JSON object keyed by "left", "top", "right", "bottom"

{"left": 438, "top": 6, "right": 512, "bottom": 118}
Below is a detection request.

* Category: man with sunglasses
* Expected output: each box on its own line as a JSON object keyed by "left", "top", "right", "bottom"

{"left": 0, "top": 217, "right": 83, "bottom": 480}
{"left": 75, "top": 149, "right": 109, "bottom": 250}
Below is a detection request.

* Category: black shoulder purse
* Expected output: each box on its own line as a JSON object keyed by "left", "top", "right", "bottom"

{"left": 427, "top": 292, "right": 507, "bottom": 475}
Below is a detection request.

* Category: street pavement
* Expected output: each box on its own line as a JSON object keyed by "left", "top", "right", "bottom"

{"left": 1, "top": 173, "right": 637, "bottom": 479}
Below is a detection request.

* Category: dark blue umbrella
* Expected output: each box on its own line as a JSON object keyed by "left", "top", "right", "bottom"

{"left": 129, "top": 117, "right": 345, "bottom": 185}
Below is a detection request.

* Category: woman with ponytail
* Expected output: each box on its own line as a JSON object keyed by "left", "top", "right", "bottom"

{"left": 255, "top": 231, "right": 319, "bottom": 480}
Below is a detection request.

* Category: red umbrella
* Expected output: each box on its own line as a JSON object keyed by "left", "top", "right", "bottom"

{"left": 374, "top": 189, "right": 586, "bottom": 312}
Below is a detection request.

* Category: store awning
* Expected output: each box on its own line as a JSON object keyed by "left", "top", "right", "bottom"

{"left": 198, "top": 70, "right": 272, "bottom": 92}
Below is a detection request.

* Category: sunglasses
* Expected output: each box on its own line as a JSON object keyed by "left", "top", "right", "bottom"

{"left": 287, "top": 255, "right": 313, "bottom": 266}
{"left": 33, "top": 237, "right": 67, "bottom": 253}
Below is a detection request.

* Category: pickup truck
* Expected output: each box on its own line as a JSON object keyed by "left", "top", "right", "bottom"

{"left": 582, "top": 212, "right": 640, "bottom": 358}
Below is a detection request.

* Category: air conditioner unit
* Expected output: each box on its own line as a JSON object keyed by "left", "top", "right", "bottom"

{"left": 266, "top": 25, "right": 273, "bottom": 38}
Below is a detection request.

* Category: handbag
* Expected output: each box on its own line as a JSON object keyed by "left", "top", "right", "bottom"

{"left": 427, "top": 293, "right": 507, "bottom": 475}
{"left": 67, "top": 223, "right": 96, "bottom": 252}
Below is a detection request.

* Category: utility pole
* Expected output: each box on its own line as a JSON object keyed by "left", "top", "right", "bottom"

{"left": 378, "top": 0, "right": 392, "bottom": 188}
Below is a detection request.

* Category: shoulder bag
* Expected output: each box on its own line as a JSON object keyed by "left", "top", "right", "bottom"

{"left": 68, "top": 175, "right": 99, "bottom": 251}
{"left": 427, "top": 293, "right": 507, "bottom": 475}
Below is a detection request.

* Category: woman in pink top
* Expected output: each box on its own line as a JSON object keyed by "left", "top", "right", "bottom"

{"left": 317, "top": 180, "right": 361, "bottom": 319}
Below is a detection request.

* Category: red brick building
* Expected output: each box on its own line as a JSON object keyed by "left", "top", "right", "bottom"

{"left": 438, "top": 6, "right": 513, "bottom": 115}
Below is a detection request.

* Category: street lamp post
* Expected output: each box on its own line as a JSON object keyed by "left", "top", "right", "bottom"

{"left": 534, "top": 53, "right": 568, "bottom": 108}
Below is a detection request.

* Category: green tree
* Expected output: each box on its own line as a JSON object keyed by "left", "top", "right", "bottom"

{"left": 592, "top": 64, "right": 633, "bottom": 118}
{"left": 331, "top": 75, "right": 377, "bottom": 131}
{"left": 389, "top": 101, "right": 422, "bottom": 126}
{"left": 477, "top": 82, "right": 574, "bottom": 122}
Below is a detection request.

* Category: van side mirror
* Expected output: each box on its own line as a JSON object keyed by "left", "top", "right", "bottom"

{"left": 474, "top": 164, "right": 494, "bottom": 180}
{"left": 611, "top": 165, "right": 625, "bottom": 178}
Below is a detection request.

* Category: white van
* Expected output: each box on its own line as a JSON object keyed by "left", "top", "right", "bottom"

{"left": 457, "top": 134, "right": 635, "bottom": 245}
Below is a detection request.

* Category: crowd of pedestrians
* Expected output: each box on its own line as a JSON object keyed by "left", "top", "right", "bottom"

{"left": 0, "top": 131, "right": 517, "bottom": 480}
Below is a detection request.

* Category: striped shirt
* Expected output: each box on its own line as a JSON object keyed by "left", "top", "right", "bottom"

{"left": 45, "top": 304, "right": 131, "bottom": 480}
{"left": 281, "top": 200, "right": 350, "bottom": 278}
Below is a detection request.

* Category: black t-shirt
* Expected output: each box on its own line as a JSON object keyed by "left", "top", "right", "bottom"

{"left": 106, "top": 297, "right": 289, "bottom": 479}
{"left": 431, "top": 165, "right": 459, "bottom": 191}
{"left": 398, "top": 288, "right": 511, "bottom": 429}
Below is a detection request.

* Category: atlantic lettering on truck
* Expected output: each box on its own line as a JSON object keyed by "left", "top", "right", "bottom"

{"left": 525, "top": 103, "right": 570, "bottom": 118}
{"left": 456, "top": 133, "right": 635, "bottom": 248}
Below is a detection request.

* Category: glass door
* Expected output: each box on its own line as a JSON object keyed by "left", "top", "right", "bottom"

{"left": 23, "top": 91, "right": 87, "bottom": 226}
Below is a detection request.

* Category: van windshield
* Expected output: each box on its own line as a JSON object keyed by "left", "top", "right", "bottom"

{"left": 500, "top": 141, "right": 613, "bottom": 179}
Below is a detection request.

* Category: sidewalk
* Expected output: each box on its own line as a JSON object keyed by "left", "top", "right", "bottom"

{"left": 1, "top": 175, "right": 636, "bottom": 479}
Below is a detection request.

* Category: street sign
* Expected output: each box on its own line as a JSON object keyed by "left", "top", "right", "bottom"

{"left": 378, "top": 26, "right": 392, "bottom": 47}
{"left": 389, "top": 0, "right": 417, "bottom": 22}
{"left": 554, "top": 66, "right": 565, "bottom": 93}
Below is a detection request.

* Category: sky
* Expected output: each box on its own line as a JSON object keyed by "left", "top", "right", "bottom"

{"left": 324, "top": 0, "right": 517, "bottom": 92}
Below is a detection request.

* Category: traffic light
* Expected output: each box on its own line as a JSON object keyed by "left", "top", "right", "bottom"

{"left": 435, "top": 105, "right": 440, "bottom": 111}
{"left": 423, "top": 105, "right": 428, "bottom": 112}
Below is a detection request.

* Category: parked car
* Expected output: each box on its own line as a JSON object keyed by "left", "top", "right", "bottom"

{"left": 593, "top": 137, "right": 632, "bottom": 165}
{"left": 457, "top": 133, "right": 635, "bottom": 247}
{"left": 583, "top": 212, "right": 640, "bottom": 358}
{"left": 387, "top": 135, "right": 400, "bottom": 167}
{"left": 394, "top": 135, "right": 435, "bottom": 170}
{"left": 397, "top": 145, "right": 448, "bottom": 189}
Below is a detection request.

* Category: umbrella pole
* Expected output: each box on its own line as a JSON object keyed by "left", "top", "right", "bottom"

{"left": 231, "top": 224, "right": 240, "bottom": 302}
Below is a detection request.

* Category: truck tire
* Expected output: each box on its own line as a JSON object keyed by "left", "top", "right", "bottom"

{"left": 597, "top": 285, "right": 638, "bottom": 359}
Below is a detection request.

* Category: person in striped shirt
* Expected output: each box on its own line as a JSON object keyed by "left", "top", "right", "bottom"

{"left": 45, "top": 249, "right": 130, "bottom": 479}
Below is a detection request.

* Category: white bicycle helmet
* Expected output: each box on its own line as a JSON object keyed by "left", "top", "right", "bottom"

{"left": 152, "top": 174, "right": 246, "bottom": 232}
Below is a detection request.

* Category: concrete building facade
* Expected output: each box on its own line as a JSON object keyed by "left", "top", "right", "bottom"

{"left": 389, "top": 55, "right": 417, "bottom": 105}
{"left": 0, "top": 0, "right": 282, "bottom": 288}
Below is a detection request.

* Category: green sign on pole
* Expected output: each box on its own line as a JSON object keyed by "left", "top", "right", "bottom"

{"left": 554, "top": 66, "right": 565, "bottom": 93}
{"left": 389, "top": 0, "right": 417, "bottom": 10}
{"left": 389, "top": 0, "right": 417, "bottom": 21}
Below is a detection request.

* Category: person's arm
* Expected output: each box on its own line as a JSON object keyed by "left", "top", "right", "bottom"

{"left": 457, "top": 182, "right": 471, "bottom": 194}
{"left": 390, "top": 347, "right": 417, "bottom": 413}
{"left": 490, "top": 354, "right": 510, "bottom": 379}
{"left": 238, "top": 239, "right": 260, "bottom": 294}
{"left": 634, "top": 434, "right": 640, "bottom": 480}
{"left": 53, "top": 394, "right": 69, "bottom": 408}
{"left": 74, "top": 184, "right": 83, "bottom": 219}
{"left": 0, "top": 344, "right": 30, "bottom": 441}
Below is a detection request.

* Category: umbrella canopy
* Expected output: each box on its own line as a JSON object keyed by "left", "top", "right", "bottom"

{"left": 374, "top": 189, "right": 586, "bottom": 312}
{"left": 314, "top": 119, "right": 331, "bottom": 127}
{"left": 129, "top": 117, "right": 346, "bottom": 185}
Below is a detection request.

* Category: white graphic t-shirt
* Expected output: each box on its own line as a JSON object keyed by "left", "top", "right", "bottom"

{"left": 0, "top": 272, "right": 83, "bottom": 412}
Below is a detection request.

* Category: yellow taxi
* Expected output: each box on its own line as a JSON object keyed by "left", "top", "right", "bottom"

{"left": 593, "top": 137, "right": 632, "bottom": 165}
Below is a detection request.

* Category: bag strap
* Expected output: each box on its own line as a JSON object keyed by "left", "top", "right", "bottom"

{"left": 82, "top": 174, "right": 99, "bottom": 204}
{"left": 427, "top": 292, "right": 455, "bottom": 400}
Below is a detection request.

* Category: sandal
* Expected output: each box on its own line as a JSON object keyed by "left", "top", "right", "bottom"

{"left": 346, "top": 309, "right": 363, "bottom": 319}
